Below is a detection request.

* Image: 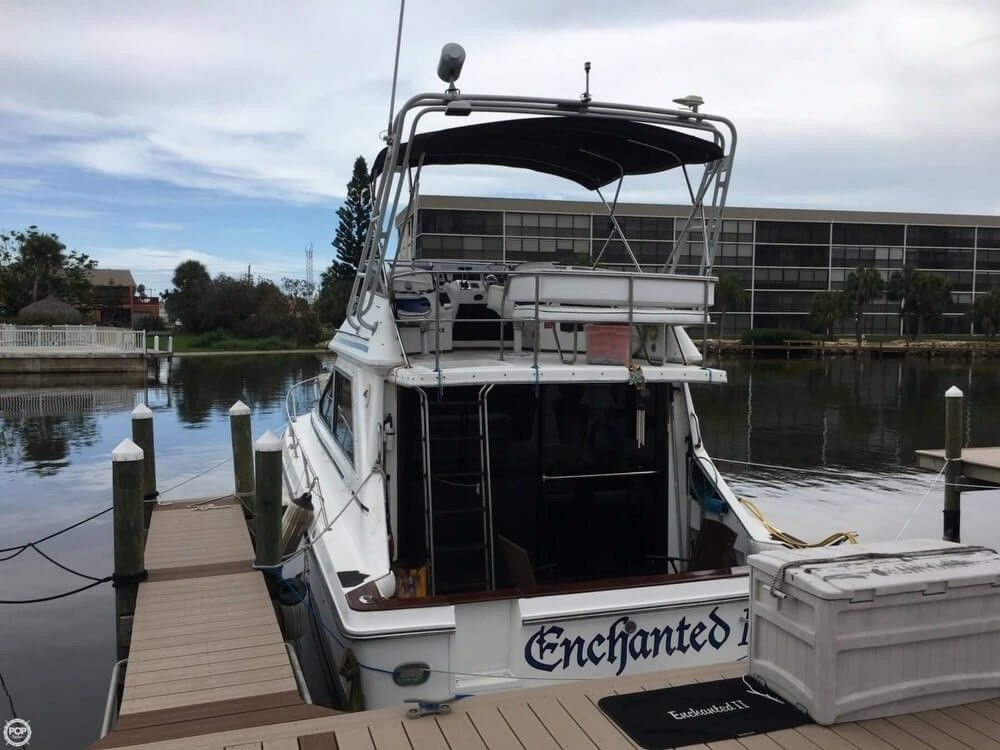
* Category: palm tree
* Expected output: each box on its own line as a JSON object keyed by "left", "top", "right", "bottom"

{"left": 712, "top": 272, "right": 748, "bottom": 339}
{"left": 810, "top": 290, "right": 847, "bottom": 340}
{"left": 971, "top": 289, "right": 1000, "bottom": 338}
{"left": 843, "top": 266, "right": 885, "bottom": 345}
{"left": 910, "top": 274, "right": 951, "bottom": 338}
{"left": 886, "top": 265, "right": 919, "bottom": 339}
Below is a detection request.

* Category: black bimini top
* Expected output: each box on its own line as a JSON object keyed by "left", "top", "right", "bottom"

{"left": 372, "top": 116, "right": 723, "bottom": 190}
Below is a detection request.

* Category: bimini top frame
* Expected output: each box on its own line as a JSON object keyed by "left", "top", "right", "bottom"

{"left": 345, "top": 88, "right": 738, "bottom": 334}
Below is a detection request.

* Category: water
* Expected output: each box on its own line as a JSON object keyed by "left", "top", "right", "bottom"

{"left": 2, "top": 354, "right": 999, "bottom": 748}
{"left": 0, "top": 354, "right": 329, "bottom": 750}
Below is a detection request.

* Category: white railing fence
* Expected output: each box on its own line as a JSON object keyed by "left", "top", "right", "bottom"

{"left": 0, "top": 324, "right": 146, "bottom": 352}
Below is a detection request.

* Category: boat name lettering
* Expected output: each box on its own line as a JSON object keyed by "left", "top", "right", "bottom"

{"left": 523, "top": 606, "right": 733, "bottom": 675}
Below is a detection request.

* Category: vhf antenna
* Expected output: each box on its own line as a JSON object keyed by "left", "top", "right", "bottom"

{"left": 384, "top": 0, "right": 406, "bottom": 144}
{"left": 580, "top": 61, "right": 592, "bottom": 104}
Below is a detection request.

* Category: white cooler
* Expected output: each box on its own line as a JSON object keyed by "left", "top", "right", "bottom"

{"left": 748, "top": 539, "right": 1000, "bottom": 725}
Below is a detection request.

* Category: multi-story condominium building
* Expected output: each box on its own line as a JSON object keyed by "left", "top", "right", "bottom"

{"left": 399, "top": 195, "right": 1000, "bottom": 335}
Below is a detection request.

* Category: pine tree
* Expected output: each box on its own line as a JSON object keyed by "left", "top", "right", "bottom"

{"left": 329, "top": 156, "right": 372, "bottom": 281}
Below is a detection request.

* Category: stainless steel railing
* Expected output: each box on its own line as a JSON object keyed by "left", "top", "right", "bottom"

{"left": 389, "top": 265, "right": 715, "bottom": 373}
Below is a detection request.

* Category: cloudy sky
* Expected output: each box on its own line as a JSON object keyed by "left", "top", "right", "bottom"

{"left": 1, "top": 0, "right": 998, "bottom": 293}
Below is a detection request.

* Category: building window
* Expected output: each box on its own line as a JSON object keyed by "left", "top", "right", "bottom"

{"left": 755, "top": 221, "right": 829, "bottom": 244}
{"left": 598, "top": 215, "right": 673, "bottom": 241}
{"left": 832, "top": 223, "right": 904, "bottom": 246}
{"left": 753, "top": 267, "right": 829, "bottom": 289}
{"left": 906, "top": 225, "right": 975, "bottom": 248}
{"left": 509, "top": 212, "right": 589, "bottom": 238}
{"left": 909, "top": 248, "right": 974, "bottom": 270}
{"left": 420, "top": 209, "right": 502, "bottom": 235}
{"left": 755, "top": 244, "right": 829, "bottom": 267}
{"left": 976, "top": 248, "right": 1000, "bottom": 270}
{"left": 978, "top": 228, "right": 1000, "bottom": 249}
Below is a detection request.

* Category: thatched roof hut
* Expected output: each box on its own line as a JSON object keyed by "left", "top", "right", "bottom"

{"left": 18, "top": 295, "right": 83, "bottom": 325}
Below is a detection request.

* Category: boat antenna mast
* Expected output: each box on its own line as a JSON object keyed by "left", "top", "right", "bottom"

{"left": 384, "top": 0, "right": 406, "bottom": 144}
{"left": 580, "top": 61, "right": 592, "bottom": 104}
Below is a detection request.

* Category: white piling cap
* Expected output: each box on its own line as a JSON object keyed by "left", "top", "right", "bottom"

{"left": 945, "top": 386, "right": 964, "bottom": 398}
{"left": 255, "top": 429, "right": 282, "bottom": 453}
{"left": 229, "top": 400, "right": 251, "bottom": 416}
{"left": 112, "top": 438, "right": 145, "bottom": 462}
{"left": 131, "top": 403, "right": 153, "bottom": 420}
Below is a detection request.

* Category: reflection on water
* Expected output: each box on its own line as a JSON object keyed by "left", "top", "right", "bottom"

{"left": 696, "top": 356, "right": 1000, "bottom": 544}
{"left": 0, "top": 354, "right": 329, "bottom": 750}
{"left": 0, "top": 377, "right": 143, "bottom": 476}
{"left": 1, "top": 353, "right": 999, "bottom": 747}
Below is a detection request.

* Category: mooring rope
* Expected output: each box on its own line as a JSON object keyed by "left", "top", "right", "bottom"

{"left": 0, "top": 455, "right": 235, "bottom": 605}
{"left": 894, "top": 458, "right": 950, "bottom": 540}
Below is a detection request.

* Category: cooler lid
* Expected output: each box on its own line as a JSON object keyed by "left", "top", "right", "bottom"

{"left": 748, "top": 539, "right": 1000, "bottom": 601}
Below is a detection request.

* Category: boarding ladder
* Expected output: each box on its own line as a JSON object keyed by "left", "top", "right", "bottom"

{"left": 418, "top": 385, "right": 495, "bottom": 595}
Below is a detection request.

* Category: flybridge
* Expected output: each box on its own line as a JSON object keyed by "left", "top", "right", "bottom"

{"left": 344, "top": 44, "right": 737, "bottom": 343}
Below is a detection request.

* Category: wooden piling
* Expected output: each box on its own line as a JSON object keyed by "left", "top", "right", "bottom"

{"left": 112, "top": 438, "right": 145, "bottom": 661}
{"left": 230, "top": 400, "right": 254, "bottom": 516}
{"left": 944, "top": 385, "right": 963, "bottom": 542}
{"left": 254, "top": 431, "right": 283, "bottom": 591}
{"left": 131, "top": 403, "right": 157, "bottom": 503}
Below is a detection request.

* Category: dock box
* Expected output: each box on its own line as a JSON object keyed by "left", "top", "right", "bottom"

{"left": 748, "top": 539, "right": 1000, "bottom": 725}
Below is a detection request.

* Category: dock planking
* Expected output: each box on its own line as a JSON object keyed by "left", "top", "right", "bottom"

{"left": 94, "top": 656, "right": 1000, "bottom": 749}
{"left": 93, "top": 497, "right": 338, "bottom": 749}
{"left": 93, "top": 496, "right": 1000, "bottom": 750}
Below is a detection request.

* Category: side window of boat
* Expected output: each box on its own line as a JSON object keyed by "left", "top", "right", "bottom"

{"left": 318, "top": 376, "right": 334, "bottom": 427}
{"left": 332, "top": 372, "right": 355, "bottom": 463}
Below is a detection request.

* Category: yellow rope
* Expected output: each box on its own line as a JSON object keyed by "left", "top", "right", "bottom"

{"left": 739, "top": 498, "right": 858, "bottom": 548}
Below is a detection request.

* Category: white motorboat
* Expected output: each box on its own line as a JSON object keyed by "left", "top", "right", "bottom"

{"left": 281, "top": 44, "right": 838, "bottom": 709}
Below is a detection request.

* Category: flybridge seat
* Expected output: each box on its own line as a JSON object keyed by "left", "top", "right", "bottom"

{"left": 486, "top": 265, "right": 716, "bottom": 324}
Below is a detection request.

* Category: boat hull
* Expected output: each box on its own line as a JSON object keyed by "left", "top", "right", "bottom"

{"left": 304, "top": 550, "right": 750, "bottom": 708}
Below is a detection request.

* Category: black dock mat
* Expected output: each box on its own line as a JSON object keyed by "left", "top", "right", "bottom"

{"left": 598, "top": 676, "right": 809, "bottom": 749}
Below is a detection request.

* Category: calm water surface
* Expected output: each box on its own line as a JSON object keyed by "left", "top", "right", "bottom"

{"left": 2, "top": 353, "right": 999, "bottom": 749}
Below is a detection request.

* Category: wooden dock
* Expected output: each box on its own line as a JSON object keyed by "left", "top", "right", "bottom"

{"left": 916, "top": 446, "right": 1000, "bottom": 486}
{"left": 93, "top": 496, "right": 336, "bottom": 749}
{"left": 90, "top": 495, "right": 1000, "bottom": 749}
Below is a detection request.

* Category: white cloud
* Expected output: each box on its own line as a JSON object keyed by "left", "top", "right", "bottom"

{"left": 0, "top": 204, "right": 103, "bottom": 219}
{"left": 0, "top": 0, "right": 997, "bottom": 211}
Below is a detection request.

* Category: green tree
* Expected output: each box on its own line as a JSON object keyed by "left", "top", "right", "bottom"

{"left": 281, "top": 277, "right": 322, "bottom": 345}
{"left": 165, "top": 259, "right": 211, "bottom": 330}
{"left": 886, "top": 265, "right": 920, "bottom": 339}
{"left": 889, "top": 267, "right": 953, "bottom": 339}
{"left": 909, "top": 273, "right": 952, "bottom": 339}
{"left": 843, "top": 266, "right": 885, "bottom": 345}
{"left": 971, "top": 288, "right": 1000, "bottom": 338}
{"left": 712, "top": 272, "right": 748, "bottom": 339}
{"left": 810, "top": 290, "right": 847, "bottom": 340}
{"left": 314, "top": 268, "right": 353, "bottom": 327}
{"left": 0, "top": 226, "right": 95, "bottom": 315}
{"left": 329, "top": 156, "right": 372, "bottom": 281}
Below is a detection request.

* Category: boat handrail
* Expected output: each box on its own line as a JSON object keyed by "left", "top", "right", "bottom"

{"left": 285, "top": 374, "right": 328, "bottom": 525}
{"left": 384, "top": 264, "right": 715, "bottom": 372}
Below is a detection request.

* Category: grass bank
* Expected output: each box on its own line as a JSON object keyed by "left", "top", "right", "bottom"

{"left": 168, "top": 331, "right": 326, "bottom": 353}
